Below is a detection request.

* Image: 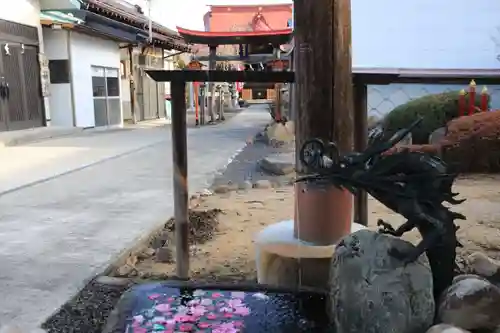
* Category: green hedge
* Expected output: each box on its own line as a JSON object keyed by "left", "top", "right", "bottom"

{"left": 382, "top": 91, "right": 489, "bottom": 144}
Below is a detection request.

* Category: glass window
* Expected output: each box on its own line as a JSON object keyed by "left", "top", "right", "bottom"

{"left": 92, "top": 76, "right": 106, "bottom": 97}
{"left": 106, "top": 68, "right": 119, "bottom": 97}
{"left": 106, "top": 77, "right": 119, "bottom": 97}
{"left": 93, "top": 99, "right": 108, "bottom": 126}
{"left": 48, "top": 60, "right": 70, "bottom": 84}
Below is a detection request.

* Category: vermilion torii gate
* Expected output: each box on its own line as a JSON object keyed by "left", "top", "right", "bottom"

{"left": 176, "top": 27, "right": 293, "bottom": 124}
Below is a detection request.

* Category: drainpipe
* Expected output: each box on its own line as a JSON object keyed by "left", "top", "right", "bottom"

{"left": 67, "top": 30, "right": 77, "bottom": 127}
{"left": 128, "top": 45, "right": 137, "bottom": 124}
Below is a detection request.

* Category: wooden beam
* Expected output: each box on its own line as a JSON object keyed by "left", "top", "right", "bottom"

{"left": 353, "top": 82, "right": 368, "bottom": 226}
{"left": 146, "top": 70, "right": 295, "bottom": 83}
{"left": 170, "top": 80, "right": 189, "bottom": 279}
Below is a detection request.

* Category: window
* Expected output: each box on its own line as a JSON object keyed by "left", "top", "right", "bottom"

{"left": 49, "top": 60, "right": 70, "bottom": 84}
{"left": 91, "top": 65, "right": 121, "bottom": 127}
{"left": 106, "top": 68, "right": 119, "bottom": 97}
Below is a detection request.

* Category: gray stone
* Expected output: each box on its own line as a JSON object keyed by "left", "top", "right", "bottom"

{"left": 94, "top": 275, "right": 131, "bottom": 287}
{"left": 137, "top": 247, "right": 156, "bottom": 259}
{"left": 254, "top": 180, "right": 272, "bottom": 189}
{"left": 437, "top": 274, "right": 500, "bottom": 330}
{"left": 329, "top": 230, "right": 434, "bottom": 333}
{"left": 429, "top": 127, "right": 447, "bottom": 144}
{"left": 466, "top": 251, "right": 500, "bottom": 277}
{"left": 258, "top": 153, "right": 295, "bottom": 176}
{"left": 116, "top": 264, "right": 135, "bottom": 277}
{"left": 426, "top": 324, "right": 470, "bottom": 333}
{"left": 213, "top": 184, "right": 230, "bottom": 194}
{"left": 156, "top": 247, "right": 174, "bottom": 263}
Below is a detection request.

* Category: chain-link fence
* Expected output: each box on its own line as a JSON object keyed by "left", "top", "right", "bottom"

{"left": 367, "top": 83, "right": 500, "bottom": 121}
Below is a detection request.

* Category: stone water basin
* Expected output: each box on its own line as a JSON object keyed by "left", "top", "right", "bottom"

{"left": 103, "top": 281, "right": 331, "bottom": 333}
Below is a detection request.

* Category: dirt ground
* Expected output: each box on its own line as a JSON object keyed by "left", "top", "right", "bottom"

{"left": 111, "top": 174, "right": 500, "bottom": 282}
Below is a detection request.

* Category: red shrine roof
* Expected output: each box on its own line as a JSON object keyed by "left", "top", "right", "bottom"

{"left": 176, "top": 26, "right": 293, "bottom": 45}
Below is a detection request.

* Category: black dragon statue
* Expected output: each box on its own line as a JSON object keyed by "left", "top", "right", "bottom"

{"left": 296, "top": 117, "right": 465, "bottom": 299}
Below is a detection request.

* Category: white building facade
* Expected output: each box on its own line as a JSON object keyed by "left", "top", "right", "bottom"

{"left": 44, "top": 28, "right": 123, "bottom": 128}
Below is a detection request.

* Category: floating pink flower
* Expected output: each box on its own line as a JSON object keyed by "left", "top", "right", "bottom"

{"left": 148, "top": 293, "right": 161, "bottom": 300}
{"left": 233, "top": 306, "right": 250, "bottom": 316}
{"left": 152, "top": 316, "right": 167, "bottom": 323}
{"left": 206, "top": 313, "right": 217, "bottom": 320}
{"left": 155, "top": 303, "right": 171, "bottom": 312}
{"left": 131, "top": 327, "right": 147, "bottom": 333}
{"left": 198, "top": 322, "right": 211, "bottom": 329}
{"left": 167, "top": 297, "right": 174, "bottom": 302}
{"left": 190, "top": 305, "right": 207, "bottom": 317}
{"left": 230, "top": 291, "right": 246, "bottom": 299}
{"left": 212, "top": 322, "right": 239, "bottom": 333}
{"left": 212, "top": 292, "right": 223, "bottom": 298}
{"left": 219, "top": 307, "right": 233, "bottom": 313}
{"left": 179, "top": 323, "right": 195, "bottom": 332}
{"left": 132, "top": 315, "right": 144, "bottom": 324}
{"left": 223, "top": 313, "right": 233, "bottom": 318}
{"left": 227, "top": 299, "right": 243, "bottom": 308}
{"left": 233, "top": 321, "right": 244, "bottom": 328}
{"left": 187, "top": 299, "right": 200, "bottom": 306}
{"left": 193, "top": 289, "right": 206, "bottom": 297}
{"left": 173, "top": 314, "right": 197, "bottom": 323}
{"left": 200, "top": 298, "right": 213, "bottom": 306}
{"left": 165, "top": 319, "right": 177, "bottom": 327}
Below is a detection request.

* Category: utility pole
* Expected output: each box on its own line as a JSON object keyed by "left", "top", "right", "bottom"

{"left": 293, "top": 0, "right": 354, "bottom": 287}
{"left": 148, "top": 0, "right": 153, "bottom": 43}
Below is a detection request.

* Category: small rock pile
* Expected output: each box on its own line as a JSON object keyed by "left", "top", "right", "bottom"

{"left": 113, "top": 208, "right": 222, "bottom": 278}
{"left": 164, "top": 209, "right": 221, "bottom": 245}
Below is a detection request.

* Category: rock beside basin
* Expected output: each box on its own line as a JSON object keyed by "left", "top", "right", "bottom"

{"left": 437, "top": 274, "right": 500, "bottom": 331}
{"left": 329, "top": 230, "right": 434, "bottom": 333}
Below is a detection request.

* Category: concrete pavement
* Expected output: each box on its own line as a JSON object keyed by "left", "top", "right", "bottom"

{"left": 0, "top": 106, "right": 270, "bottom": 331}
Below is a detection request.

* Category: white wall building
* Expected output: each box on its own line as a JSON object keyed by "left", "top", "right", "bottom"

{"left": 44, "top": 27, "right": 123, "bottom": 128}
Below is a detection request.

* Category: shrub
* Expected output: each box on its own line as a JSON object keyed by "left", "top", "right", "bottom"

{"left": 385, "top": 111, "right": 500, "bottom": 173}
{"left": 383, "top": 91, "right": 489, "bottom": 144}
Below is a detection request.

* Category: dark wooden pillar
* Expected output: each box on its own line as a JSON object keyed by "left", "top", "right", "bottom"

{"left": 292, "top": 0, "right": 354, "bottom": 287}
{"left": 353, "top": 80, "right": 368, "bottom": 226}
{"left": 128, "top": 45, "right": 137, "bottom": 124}
{"left": 170, "top": 80, "right": 189, "bottom": 279}
{"left": 200, "top": 84, "right": 206, "bottom": 125}
{"left": 207, "top": 46, "right": 217, "bottom": 123}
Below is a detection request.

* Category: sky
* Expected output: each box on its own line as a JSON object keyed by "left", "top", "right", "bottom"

{"left": 127, "top": 0, "right": 292, "bottom": 30}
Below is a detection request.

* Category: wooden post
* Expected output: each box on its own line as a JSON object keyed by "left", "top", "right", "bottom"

{"left": 170, "top": 80, "right": 189, "bottom": 279}
{"left": 200, "top": 84, "right": 206, "bottom": 125}
{"left": 353, "top": 80, "right": 368, "bottom": 226}
{"left": 294, "top": 0, "right": 354, "bottom": 245}
{"left": 128, "top": 45, "right": 137, "bottom": 124}
{"left": 194, "top": 82, "right": 199, "bottom": 125}
{"left": 208, "top": 46, "right": 217, "bottom": 123}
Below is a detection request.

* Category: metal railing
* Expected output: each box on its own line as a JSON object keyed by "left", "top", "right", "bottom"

{"left": 367, "top": 82, "right": 500, "bottom": 121}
